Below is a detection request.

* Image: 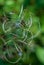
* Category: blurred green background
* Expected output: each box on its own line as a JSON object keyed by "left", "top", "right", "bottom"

{"left": 0, "top": 0, "right": 44, "bottom": 65}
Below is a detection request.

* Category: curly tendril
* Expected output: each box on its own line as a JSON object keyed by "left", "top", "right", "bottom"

{"left": 1, "top": 4, "right": 41, "bottom": 64}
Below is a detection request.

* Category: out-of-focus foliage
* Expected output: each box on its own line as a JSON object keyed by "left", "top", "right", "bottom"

{"left": 0, "top": 0, "right": 44, "bottom": 65}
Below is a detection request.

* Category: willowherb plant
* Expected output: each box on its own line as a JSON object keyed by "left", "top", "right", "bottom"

{"left": 0, "top": 0, "right": 41, "bottom": 64}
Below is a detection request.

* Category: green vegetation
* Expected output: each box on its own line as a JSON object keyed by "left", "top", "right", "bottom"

{"left": 0, "top": 0, "right": 44, "bottom": 65}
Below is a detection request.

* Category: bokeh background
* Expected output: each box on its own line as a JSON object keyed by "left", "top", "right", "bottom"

{"left": 0, "top": 0, "right": 44, "bottom": 65}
